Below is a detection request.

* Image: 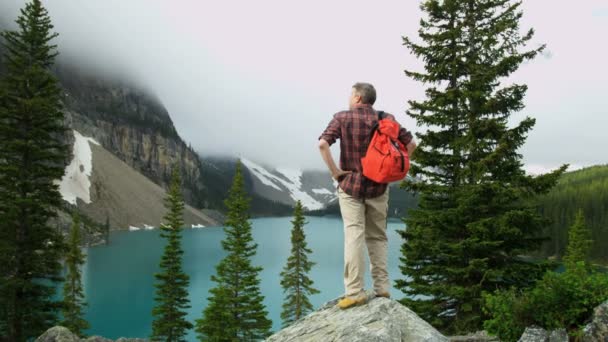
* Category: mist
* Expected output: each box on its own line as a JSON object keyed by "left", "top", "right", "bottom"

{"left": 1, "top": 0, "right": 606, "bottom": 172}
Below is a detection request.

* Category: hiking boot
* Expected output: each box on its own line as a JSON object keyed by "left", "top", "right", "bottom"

{"left": 337, "top": 291, "right": 368, "bottom": 310}
{"left": 375, "top": 291, "right": 391, "bottom": 299}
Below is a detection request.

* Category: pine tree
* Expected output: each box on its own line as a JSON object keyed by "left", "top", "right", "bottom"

{"left": 61, "top": 212, "right": 90, "bottom": 336}
{"left": 396, "top": 0, "right": 567, "bottom": 334}
{"left": 195, "top": 160, "right": 272, "bottom": 341}
{"left": 0, "top": 1, "right": 70, "bottom": 340}
{"left": 150, "top": 165, "right": 194, "bottom": 341}
{"left": 279, "top": 200, "right": 319, "bottom": 328}
{"left": 563, "top": 209, "right": 592, "bottom": 269}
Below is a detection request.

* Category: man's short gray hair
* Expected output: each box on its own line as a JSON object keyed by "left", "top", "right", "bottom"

{"left": 352, "top": 82, "right": 376, "bottom": 105}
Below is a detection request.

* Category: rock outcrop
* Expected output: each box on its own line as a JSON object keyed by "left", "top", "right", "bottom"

{"left": 517, "top": 326, "right": 568, "bottom": 342}
{"left": 266, "top": 290, "right": 448, "bottom": 342}
{"left": 35, "top": 326, "right": 147, "bottom": 342}
{"left": 517, "top": 300, "right": 608, "bottom": 341}
{"left": 35, "top": 299, "right": 608, "bottom": 341}
{"left": 448, "top": 331, "right": 498, "bottom": 342}
{"left": 582, "top": 300, "right": 608, "bottom": 341}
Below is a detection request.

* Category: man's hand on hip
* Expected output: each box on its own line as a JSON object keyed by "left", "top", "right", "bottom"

{"left": 332, "top": 169, "right": 352, "bottom": 181}
{"left": 319, "top": 138, "right": 350, "bottom": 181}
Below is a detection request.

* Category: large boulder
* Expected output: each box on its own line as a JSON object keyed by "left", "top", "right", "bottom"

{"left": 266, "top": 290, "right": 448, "bottom": 342}
{"left": 517, "top": 326, "right": 567, "bottom": 342}
{"left": 36, "top": 327, "right": 80, "bottom": 342}
{"left": 448, "top": 330, "right": 498, "bottom": 341}
{"left": 35, "top": 326, "right": 147, "bottom": 342}
{"left": 516, "top": 300, "right": 608, "bottom": 342}
{"left": 583, "top": 300, "right": 608, "bottom": 341}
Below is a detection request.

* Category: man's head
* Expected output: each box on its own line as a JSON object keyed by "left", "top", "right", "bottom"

{"left": 349, "top": 82, "right": 376, "bottom": 109}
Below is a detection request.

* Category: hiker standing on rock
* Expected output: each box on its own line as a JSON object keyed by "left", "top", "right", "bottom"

{"left": 318, "top": 82, "right": 416, "bottom": 309}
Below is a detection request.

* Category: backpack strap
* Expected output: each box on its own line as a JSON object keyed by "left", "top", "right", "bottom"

{"left": 367, "top": 111, "right": 384, "bottom": 143}
{"left": 362, "top": 110, "right": 386, "bottom": 196}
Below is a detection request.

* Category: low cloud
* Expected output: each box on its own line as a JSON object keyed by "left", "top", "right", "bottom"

{"left": 0, "top": 0, "right": 605, "bottom": 172}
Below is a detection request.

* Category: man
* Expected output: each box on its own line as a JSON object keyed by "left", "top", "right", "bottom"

{"left": 318, "top": 82, "right": 416, "bottom": 309}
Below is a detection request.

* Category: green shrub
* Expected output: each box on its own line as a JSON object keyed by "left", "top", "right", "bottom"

{"left": 483, "top": 264, "right": 608, "bottom": 341}
{"left": 482, "top": 287, "right": 528, "bottom": 341}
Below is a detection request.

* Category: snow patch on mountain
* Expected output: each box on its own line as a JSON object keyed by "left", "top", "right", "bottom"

{"left": 241, "top": 158, "right": 282, "bottom": 191}
{"left": 275, "top": 168, "right": 324, "bottom": 210}
{"left": 241, "top": 158, "right": 328, "bottom": 210}
{"left": 312, "top": 188, "right": 334, "bottom": 195}
{"left": 55, "top": 130, "right": 100, "bottom": 205}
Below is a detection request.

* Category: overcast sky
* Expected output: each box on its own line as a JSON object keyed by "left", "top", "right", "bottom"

{"left": 1, "top": 1, "right": 606, "bottom": 173}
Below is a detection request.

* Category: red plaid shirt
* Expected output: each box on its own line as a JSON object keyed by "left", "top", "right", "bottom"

{"left": 318, "top": 103, "right": 414, "bottom": 199}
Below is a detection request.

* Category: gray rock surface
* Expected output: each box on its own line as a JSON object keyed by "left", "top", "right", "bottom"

{"left": 517, "top": 326, "right": 567, "bottom": 342}
{"left": 266, "top": 290, "right": 448, "bottom": 342}
{"left": 517, "top": 300, "right": 608, "bottom": 342}
{"left": 448, "top": 330, "right": 498, "bottom": 341}
{"left": 35, "top": 326, "right": 147, "bottom": 342}
{"left": 36, "top": 326, "right": 80, "bottom": 342}
{"left": 583, "top": 300, "right": 608, "bottom": 341}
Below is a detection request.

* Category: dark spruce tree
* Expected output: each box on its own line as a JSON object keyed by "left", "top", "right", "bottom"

{"left": 279, "top": 200, "right": 319, "bottom": 328}
{"left": 0, "top": 1, "right": 70, "bottom": 340}
{"left": 195, "top": 160, "right": 272, "bottom": 341}
{"left": 396, "top": 0, "right": 567, "bottom": 334}
{"left": 563, "top": 209, "right": 593, "bottom": 270}
{"left": 151, "top": 165, "right": 194, "bottom": 341}
{"left": 61, "top": 212, "right": 90, "bottom": 337}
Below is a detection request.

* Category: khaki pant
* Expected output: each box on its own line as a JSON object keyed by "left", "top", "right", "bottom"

{"left": 337, "top": 185, "right": 390, "bottom": 297}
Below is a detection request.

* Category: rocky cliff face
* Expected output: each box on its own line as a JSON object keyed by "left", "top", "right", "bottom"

{"left": 73, "top": 133, "right": 218, "bottom": 231}
{"left": 0, "top": 22, "right": 207, "bottom": 208}
{"left": 54, "top": 63, "right": 207, "bottom": 209}
{"left": 1, "top": 31, "right": 215, "bottom": 239}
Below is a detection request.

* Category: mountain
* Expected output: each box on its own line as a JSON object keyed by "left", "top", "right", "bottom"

{"left": 200, "top": 155, "right": 420, "bottom": 218}
{"left": 239, "top": 158, "right": 337, "bottom": 211}
{"left": 0, "top": 23, "right": 219, "bottom": 243}
{"left": 55, "top": 63, "right": 207, "bottom": 209}
{"left": 52, "top": 70, "right": 225, "bottom": 235}
{"left": 0, "top": 18, "right": 418, "bottom": 244}
{"left": 0, "top": 27, "right": 322, "bottom": 239}
{"left": 54, "top": 129, "right": 218, "bottom": 235}
{"left": 0, "top": 19, "right": 208, "bottom": 207}
{"left": 307, "top": 176, "right": 420, "bottom": 218}
{"left": 199, "top": 155, "right": 327, "bottom": 216}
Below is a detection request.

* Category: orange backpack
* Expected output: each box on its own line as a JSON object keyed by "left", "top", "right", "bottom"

{"left": 361, "top": 111, "right": 410, "bottom": 183}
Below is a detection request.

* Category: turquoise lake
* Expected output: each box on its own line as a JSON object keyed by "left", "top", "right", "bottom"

{"left": 76, "top": 216, "right": 409, "bottom": 340}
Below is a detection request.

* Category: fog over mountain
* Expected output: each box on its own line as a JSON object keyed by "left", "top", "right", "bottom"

{"left": 1, "top": 0, "right": 606, "bottom": 172}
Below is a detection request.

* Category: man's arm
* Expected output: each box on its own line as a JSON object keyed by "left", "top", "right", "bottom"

{"left": 318, "top": 139, "right": 351, "bottom": 180}
{"left": 385, "top": 113, "right": 417, "bottom": 157}
{"left": 318, "top": 114, "right": 352, "bottom": 180}
{"left": 405, "top": 139, "right": 417, "bottom": 158}
{"left": 398, "top": 125, "right": 417, "bottom": 158}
